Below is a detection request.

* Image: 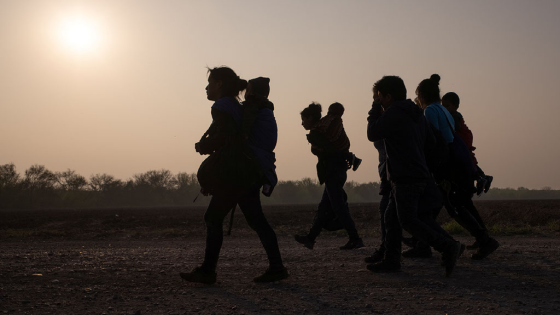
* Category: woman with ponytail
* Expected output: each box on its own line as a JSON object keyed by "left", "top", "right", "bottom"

{"left": 181, "top": 67, "right": 288, "bottom": 284}
{"left": 416, "top": 74, "right": 499, "bottom": 261}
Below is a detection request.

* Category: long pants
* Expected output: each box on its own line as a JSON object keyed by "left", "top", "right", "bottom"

{"left": 201, "top": 186, "right": 283, "bottom": 272}
{"left": 378, "top": 192, "right": 391, "bottom": 251}
{"left": 445, "top": 185, "right": 489, "bottom": 243}
{"left": 308, "top": 168, "right": 359, "bottom": 241}
{"left": 384, "top": 181, "right": 455, "bottom": 263}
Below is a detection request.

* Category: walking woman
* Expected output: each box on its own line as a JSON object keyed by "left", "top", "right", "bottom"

{"left": 180, "top": 67, "right": 288, "bottom": 284}
{"left": 295, "top": 103, "right": 364, "bottom": 250}
{"left": 416, "top": 74, "right": 499, "bottom": 260}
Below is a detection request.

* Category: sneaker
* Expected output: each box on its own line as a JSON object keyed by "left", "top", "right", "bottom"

{"left": 466, "top": 240, "right": 479, "bottom": 250}
{"left": 294, "top": 234, "right": 315, "bottom": 250}
{"left": 442, "top": 241, "right": 461, "bottom": 277}
{"left": 366, "top": 260, "right": 401, "bottom": 273}
{"left": 484, "top": 176, "right": 493, "bottom": 193}
{"left": 179, "top": 267, "right": 217, "bottom": 284}
{"left": 471, "top": 237, "right": 499, "bottom": 260}
{"left": 340, "top": 238, "right": 364, "bottom": 250}
{"left": 364, "top": 249, "right": 385, "bottom": 263}
{"left": 253, "top": 267, "right": 289, "bottom": 283}
{"left": 352, "top": 156, "right": 362, "bottom": 171}
{"left": 402, "top": 246, "right": 432, "bottom": 258}
{"left": 476, "top": 177, "right": 487, "bottom": 196}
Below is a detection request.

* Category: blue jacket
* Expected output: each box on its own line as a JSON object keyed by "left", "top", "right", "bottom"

{"left": 246, "top": 107, "right": 278, "bottom": 190}
{"left": 424, "top": 103, "right": 455, "bottom": 143}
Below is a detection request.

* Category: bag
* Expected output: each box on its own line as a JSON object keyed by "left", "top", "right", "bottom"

{"left": 197, "top": 137, "right": 261, "bottom": 194}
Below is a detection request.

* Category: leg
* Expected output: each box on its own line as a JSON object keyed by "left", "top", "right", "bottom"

{"left": 307, "top": 188, "right": 331, "bottom": 241}
{"left": 238, "top": 187, "right": 284, "bottom": 270}
{"left": 201, "top": 193, "right": 237, "bottom": 272}
{"left": 324, "top": 170, "right": 359, "bottom": 240}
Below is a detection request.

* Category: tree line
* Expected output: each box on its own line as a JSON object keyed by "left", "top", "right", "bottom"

{"left": 0, "top": 163, "right": 558, "bottom": 209}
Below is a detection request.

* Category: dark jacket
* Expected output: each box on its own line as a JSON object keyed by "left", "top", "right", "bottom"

{"left": 242, "top": 96, "right": 279, "bottom": 192}
{"left": 197, "top": 97, "right": 242, "bottom": 155}
{"left": 367, "top": 99, "right": 435, "bottom": 184}
{"left": 307, "top": 130, "right": 347, "bottom": 184}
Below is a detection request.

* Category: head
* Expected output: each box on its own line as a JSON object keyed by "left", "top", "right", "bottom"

{"left": 245, "top": 77, "right": 270, "bottom": 99}
{"left": 328, "top": 102, "right": 344, "bottom": 117}
{"left": 300, "top": 102, "right": 322, "bottom": 130}
{"left": 416, "top": 74, "right": 441, "bottom": 109}
{"left": 373, "top": 76, "right": 407, "bottom": 109}
{"left": 206, "top": 66, "right": 247, "bottom": 101}
{"left": 442, "top": 92, "right": 460, "bottom": 113}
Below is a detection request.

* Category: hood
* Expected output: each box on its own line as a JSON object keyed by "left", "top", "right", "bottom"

{"left": 245, "top": 95, "right": 274, "bottom": 111}
{"left": 393, "top": 99, "right": 424, "bottom": 123}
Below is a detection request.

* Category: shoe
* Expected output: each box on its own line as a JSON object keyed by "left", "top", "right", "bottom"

{"left": 364, "top": 249, "right": 385, "bottom": 263}
{"left": 179, "top": 267, "right": 216, "bottom": 284}
{"left": 471, "top": 237, "right": 499, "bottom": 260}
{"left": 253, "top": 267, "right": 289, "bottom": 283}
{"left": 476, "top": 177, "right": 487, "bottom": 196}
{"left": 402, "top": 246, "right": 432, "bottom": 258}
{"left": 366, "top": 260, "right": 401, "bottom": 273}
{"left": 340, "top": 238, "right": 364, "bottom": 250}
{"left": 352, "top": 156, "right": 362, "bottom": 171}
{"left": 442, "top": 241, "right": 461, "bottom": 277}
{"left": 402, "top": 237, "right": 417, "bottom": 248}
{"left": 466, "top": 240, "right": 479, "bottom": 250}
{"left": 294, "top": 234, "right": 315, "bottom": 250}
{"left": 484, "top": 176, "right": 493, "bottom": 193}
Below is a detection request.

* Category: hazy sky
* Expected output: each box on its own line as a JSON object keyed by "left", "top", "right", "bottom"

{"left": 1, "top": 0, "right": 560, "bottom": 189}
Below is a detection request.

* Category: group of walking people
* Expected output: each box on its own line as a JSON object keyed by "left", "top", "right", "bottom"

{"left": 179, "top": 66, "right": 499, "bottom": 285}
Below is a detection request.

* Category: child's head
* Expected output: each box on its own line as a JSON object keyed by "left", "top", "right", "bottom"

{"left": 442, "top": 92, "right": 460, "bottom": 113}
{"left": 245, "top": 77, "right": 270, "bottom": 99}
{"left": 300, "top": 102, "right": 322, "bottom": 130}
{"left": 415, "top": 74, "right": 441, "bottom": 109}
{"left": 328, "top": 102, "right": 345, "bottom": 117}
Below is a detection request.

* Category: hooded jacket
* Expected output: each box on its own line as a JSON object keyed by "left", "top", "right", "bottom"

{"left": 242, "top": 96, "right": 278, "bottom": 192}
{"left": 367, "top": 99, "right": 435, "bottom": 184}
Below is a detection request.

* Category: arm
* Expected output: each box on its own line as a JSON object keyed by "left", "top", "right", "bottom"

{"left": 367, "top": 102, "right": 386, "bottom": 142}
{"left": 196, "top": 108, "right": 236, "bottom": 155}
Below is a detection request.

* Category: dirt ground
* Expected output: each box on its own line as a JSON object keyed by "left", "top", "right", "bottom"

{"left": 1, "top": 201, "right": 560, "bottom": 314}
{"left": 1, "top": 236, "right": 559, "bottom": 315}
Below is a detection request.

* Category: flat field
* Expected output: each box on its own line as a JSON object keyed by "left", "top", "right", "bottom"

{"left": 1, "top": 200, "right": 559, "bottom": 315}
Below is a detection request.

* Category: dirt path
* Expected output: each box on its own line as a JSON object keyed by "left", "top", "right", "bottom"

{"left": 1, "top": 235, "right": 559, "bottom": 314}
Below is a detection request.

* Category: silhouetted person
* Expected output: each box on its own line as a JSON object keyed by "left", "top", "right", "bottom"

{"left": 416, "top": 74, "right": 499, "bottom": 260}
{"left": 364, "top": 86, "right": 391, "bottom": 264}
{"left": 314, "top": 103, "right": 362, "bottom": 171}
{"left": 180, "top": 67, "right": 288, "bottom": 284}
{"left": 442, "top": 92, "right": 493, "bottom": 197}
{"left": 367, "top": 75, "right": 461, "bottom": 277}
{"left": 295, "top": 103, "right": 364, "bottom": 250}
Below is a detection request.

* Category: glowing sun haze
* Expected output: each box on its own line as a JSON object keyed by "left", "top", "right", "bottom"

{"left": 56, "top": 14, "right": 101, "bottom": 53}
{"left": 1, "top": 0, "right": 560, "bottom": 190}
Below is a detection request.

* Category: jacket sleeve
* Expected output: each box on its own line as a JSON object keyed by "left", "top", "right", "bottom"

{"left": 424, "top": 107, "right": 439, "bottom": 130}
{"left": 197, "top": 108, "right": 236, "bottom": 155}
{"left": 367, "top": 102, "right": 388, "bottom": 142}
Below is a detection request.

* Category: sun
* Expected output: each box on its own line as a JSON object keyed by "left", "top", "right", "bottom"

{"left": 57, "top": 15, "right": 101, "bottom": 54}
